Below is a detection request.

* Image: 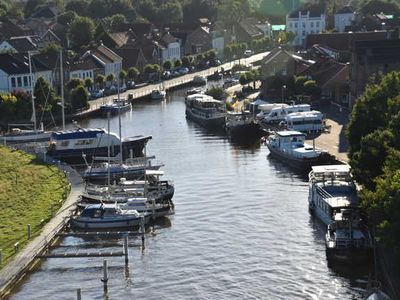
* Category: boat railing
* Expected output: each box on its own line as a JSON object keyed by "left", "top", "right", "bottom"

{"left": 315, "top": 185, "right": 334, "bottom": 199}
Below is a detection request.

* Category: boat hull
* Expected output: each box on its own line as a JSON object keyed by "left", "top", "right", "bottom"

{"left": 185, "top": 107, "right": 225, "bottom": 129}
{"left": 325, "top": 246, "right": 373, "bottom": 262}
{"left": 226, "top": 122, "right": 263, "bottom": 139}
{"left": 0, "top": 131, "right": 52, "bottom": 144}
{"left": 100, "top": 104, "right": 131, "bottom": 116}
{"left": 267, "top": 143, "right": 328, "bottom": 171}
{"left": 47, "top": 136, "right": 151, "bottom": 165}
{"left": 70, "top": 215, "right": 150, "bottom": 229}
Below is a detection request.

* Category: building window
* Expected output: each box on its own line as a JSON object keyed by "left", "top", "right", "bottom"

{"left": 17, "top": 77, "right": 22, "bottom": 87}
{"left": 316, "top": 21, "right": 320, "bottom": 27}
{"left": 289, "top": 23, "right": 293, "bottom": 28}
{"left": 302, "top": 22, "right": 305, "bottom": 28}
{"left": 311, "top": 22, "right": 314, "bottom": 27}
{"left": 295, "top": 23, "right": 298, "bottom": 28}
{"left": 11, "top": 77, "right": 16, "bottom": 88}
{"left": 302, "top": 31, "right": 306, "bottom": 36}
{"left": 23, "top": 76, "right": 28, "bottom": 86}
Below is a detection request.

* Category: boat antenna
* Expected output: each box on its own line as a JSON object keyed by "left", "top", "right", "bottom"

{"left": 117, "top": 78, "right": 123, "bottom": 164}
{"left": 28, "top": 52, "right": 37, "bottom": 131}
{"left": 60, "top": 49, "right": 65, "bottom": 130}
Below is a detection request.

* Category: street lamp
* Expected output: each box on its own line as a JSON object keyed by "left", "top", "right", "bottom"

{"left": 282, "top": 85, "right": 287, "bottom": 102}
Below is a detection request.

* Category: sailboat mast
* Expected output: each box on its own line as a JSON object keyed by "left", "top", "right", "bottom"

{"left": 107, "top": 111, "right": 111, "bottom": 188}
{"left": 117, "top": 78, "right": 123, "bottom": 164}
{"left": 28, "top": 52, "right": 37, "bottom": 131}
{"left": 60, "top": 49, "right": 65, "bottom": 130}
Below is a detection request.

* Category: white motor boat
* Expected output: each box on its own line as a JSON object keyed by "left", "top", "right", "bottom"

{"left": 265, "top": 131, "right": 329, "bottom": 170}
{"left": 151, "top": 90, "right": 166, "bottom": 100}
{"left": 308, "top": 164, "right": 359, "bottom": 225}
{"left": 70, "top": 203, "right": 150, "bottom": 229}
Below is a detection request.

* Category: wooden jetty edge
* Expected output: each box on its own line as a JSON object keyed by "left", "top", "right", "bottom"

{"left": 0, "top": 161, "right": 84, "bottom": 298}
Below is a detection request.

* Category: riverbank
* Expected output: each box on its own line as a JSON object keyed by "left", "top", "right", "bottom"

{"left": 0, "top": 146, "right": 83, "bottom": 298}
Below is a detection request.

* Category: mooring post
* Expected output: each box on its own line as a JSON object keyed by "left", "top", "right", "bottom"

{"left": 140, "top": 216, "right": 145, "bottom": 250}
{"left": 102, "top": 259, "right": 108, "bottom": 292}
{"left": 77, "top": 288, "right": 81, "bottom": 300}
{"left": 27, "top": 224, "right": 31, "bottom": 240}
{"left": 124, "top": 235, "right": 129, "bottom": 265}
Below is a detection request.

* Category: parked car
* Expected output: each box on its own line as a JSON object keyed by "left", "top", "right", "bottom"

{"left": 210, "top": 59, "right": 221, "bottom": 66}
{"left": 126, "top": 81, "right": 135, "bottom": 88}
{"left": 177, "top": 67, "right": 189, "bottom": 75}
{"left": 91, "top": 89, "right": 104, "bottom": 98}
{"left": 244, "top": 50, "right": 254, "bottom": 57}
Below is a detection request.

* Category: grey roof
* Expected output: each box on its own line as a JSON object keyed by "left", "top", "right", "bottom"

{"left": 289, "top": 4, "right": 326, "bottom": 18}
{"left": 0, "top": 53, "right": 30, "bottom": 74}
{"left": 336, "top": 6, "right": 355, "bottom": 14}
{"left": 5, "top": 37, "right": 37, "bottom": 53}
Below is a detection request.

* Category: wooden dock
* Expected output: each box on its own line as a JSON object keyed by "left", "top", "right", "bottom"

{"left": 37, "top": 251, "right": 124, "bottom": 259}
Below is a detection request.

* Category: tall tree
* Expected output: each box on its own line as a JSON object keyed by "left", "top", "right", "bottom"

{"left": 33, "top": 77, "right": 57, "bottom": 112}
{"left": 65, "top": 0, "right": 88, "bottom": 15}
{"left": 68, "top": 16, "right": 95, "bottom": 50}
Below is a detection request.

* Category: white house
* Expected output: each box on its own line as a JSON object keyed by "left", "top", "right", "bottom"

{"left": 0, "top": 53, "right": 52, "bottom": 93}
{"left": 334, "top": 6, "right": 356, "bottom": 32}
{"left": 286, "top": 5, "right": 327, "bottom": 47}
{"left": 157, "top": 33, "right": 181, "bottom": 62}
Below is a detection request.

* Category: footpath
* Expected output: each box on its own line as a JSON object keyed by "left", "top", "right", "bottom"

{"left": 0, "top": 151, "right": 84, "bottom": 298}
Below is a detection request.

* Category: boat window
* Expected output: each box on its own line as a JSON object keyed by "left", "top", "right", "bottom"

{"left": 60, "top": 141, "right": 69, "bottom": 147}
{"left": 93, "top": 209, "right": 103, "bottom": 218}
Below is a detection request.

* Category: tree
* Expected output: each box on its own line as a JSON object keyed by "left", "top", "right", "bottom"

{"left": 360, "top": 0, "right": 400, "bottom": 16}
{"left": 174, "top": 59, "right": 182, "bottom": 68}
{"left": 71, "top": 85, "right": 89, "bottom": 110}
{"left": 294, "top": 76, "right": 307, "bottom": 94}
{"left": 182, "top": 56, "right": 191, "bottom": 68}
{"left": 33, "top": 77, "right": 57, "bottom": 112}
{"left": 239, "top": 73, "right": 249, "bottom": 86}
{"left": 68, "top": 16, "right": 95, "bottom": 50}
{"left": 224, "top": 45, "right": 233, "bottom": 60}
{"left": 106, "top": 73, "right": 115, "bottom": 86}
{"left": 105, "top": 14, "right": 127, "bottom": 32}
{"left": 119, "top": 70, "right": 127, "bottom": 85}
{"left": 65, "top": 0, "right": 88, "bottom": 15}
{"left": 205, "top": 86, "right": 228, "bottom": 100}
{"left": 127, "top": 67, "right": 139, "bottom": 81}
{"left": 195, "top": 53, "right": 205, "bottom": 64}
{"left": 23, "top": 0, "right": 46, "bottom": 18}
{"left": 96, "top": 74, "right": 105, "bottom": 89}
{"left": 58, "top": 10, "right": 77, "bottom": 26}
{"left": 0, "top": 93, "right": 17, "bottom": 116}
{"left": 66, "top": 78, "right": 83, "bottom": 91}
{"left": 163, "top": 60, "right": 172, "bottom": 70}
{"left": 303, "top": 80, "right": 320, "bottom": 98}
{"left": 205, "top": 49, "right": 217, "bottom": 60}
{"left": 84, "top": 78, "right": 93, "bottom": 91}
{"left": 158, "top": 2, "right": 183, "bottom": 23}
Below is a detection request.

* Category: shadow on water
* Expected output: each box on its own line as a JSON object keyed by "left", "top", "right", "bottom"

{"left": 266, "top": 153, "right": 309, "bottom": 180}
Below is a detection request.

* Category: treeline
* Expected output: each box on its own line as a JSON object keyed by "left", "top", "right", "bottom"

{"left": 347, "top": 71, "right": 400, "bottom": 261}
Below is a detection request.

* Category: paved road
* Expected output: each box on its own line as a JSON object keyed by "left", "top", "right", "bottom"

{"left": 80, "top": 52, "right": 269, "bottom": 115}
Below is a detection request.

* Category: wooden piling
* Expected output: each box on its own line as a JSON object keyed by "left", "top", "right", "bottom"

{"left": 102, "top": 259, "right": 108, "bottom": 292}
{"left": 123, "top": 235, "right": 129, "bottom": 265}
{"left": 27, "top": 224, "right": 31, "bottom": 240}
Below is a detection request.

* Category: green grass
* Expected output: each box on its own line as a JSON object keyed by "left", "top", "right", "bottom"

{"left": 0, "top": 146, "right": 69, "bottom": 270}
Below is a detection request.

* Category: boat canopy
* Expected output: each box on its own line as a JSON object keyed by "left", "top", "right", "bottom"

{"left": 51, "top": 128, "right": 105, "bottom": 140}
{"left": 276, "top": 130, "right": 305, "bottom": 137}
{"left": 311, "top": 165, "right": 351, "bottom": 174}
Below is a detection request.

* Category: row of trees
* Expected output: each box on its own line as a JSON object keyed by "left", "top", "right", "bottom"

{"left": 347, "top": 71, "right": 400, "bottom": 260}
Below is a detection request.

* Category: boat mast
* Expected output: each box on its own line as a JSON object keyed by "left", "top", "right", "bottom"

{"left": 60, "top": 49, "right": 65, "bottom": 130}
{"left": 107, "top": 111, "right": 111, "bottom": 188}
{"left": 28, "top": 52, "right": 37, "bottom": 131}
{"left": 117, "top": 78, "right": 123, "bottom": 164}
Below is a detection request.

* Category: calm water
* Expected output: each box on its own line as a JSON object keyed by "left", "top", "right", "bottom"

{"left": 12, "top": 89, "right": 371, "bottom": 299}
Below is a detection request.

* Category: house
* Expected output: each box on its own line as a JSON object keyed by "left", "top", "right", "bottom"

{"left": 30, "top": 3, "right": 59, "bottom": 20}
{"left": 234, "top": 18, "right": 265, "bottom": 43}
{"left": 0, "top": 53, "right": 52, "bottom": 93}
{"left": 0, "top": 19, "right": 34, "bottom": 39}
{"left": 300, "top": 58, "right": 349, "bottom": 104}
{"left": 286, "top": 4, "right": 327, "bottom": 47}
{"left": 260, "top": 47, "right": 314, "bottom": 98}
{"left": 184, "top": 26, "right": 212, "bottom": 55}
{"left": 0, "top": 37, "right": 38, "bottom": 54}
{"left": 156, "top": 32, "right": 181, "bottom": 62}
{"left": 114, "top": 48, "right": 147, "bottom": 71}
{"left": 88, "top": 44, "right": 122, "bottom": 77}
{"left": 306, "top": 31, "right": 389, "bottom": 61}
{"left": 350, "top": 39, "right": 400, "bottom": 104}
{"left": 334, "top": 6, "right": 357, "bottom": 32}
{"left": 25, "top": 18, "right": 57, "bottom": 38}
{"left": 69, "top": 56, "right": 103, "bottom": 83}
{"left": 41, "top": 29, "right": 61, "bottom": 47}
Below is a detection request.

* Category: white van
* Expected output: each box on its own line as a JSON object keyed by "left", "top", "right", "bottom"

{"left": 285, "top": 110, "right": 324, "bottom": 133}
{"left": 256, "top": 103, "right": 288, "bottom": 120}
{"left": 263, "top": 104, "right": 311, "bottom": 124}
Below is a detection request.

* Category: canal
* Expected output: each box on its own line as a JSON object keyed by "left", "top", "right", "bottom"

{"left": 12, "top": 88, "right": 371, "bottom": 299}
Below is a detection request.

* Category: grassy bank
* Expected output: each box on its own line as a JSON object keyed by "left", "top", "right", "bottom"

{"left": 0, "top": 146, "right": 69, "bottom": 269}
